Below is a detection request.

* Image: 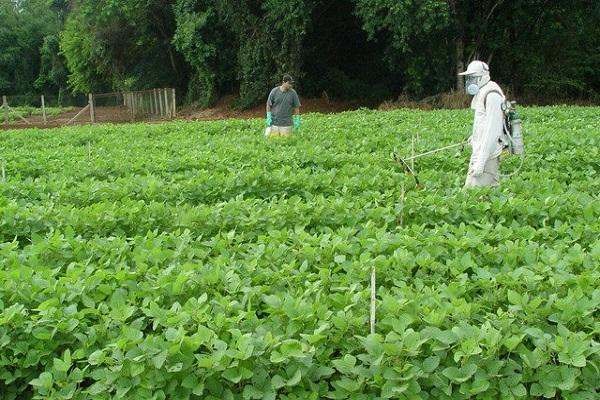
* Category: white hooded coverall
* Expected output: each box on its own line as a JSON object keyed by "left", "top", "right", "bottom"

{"left": 464, "top": 81, "right": 505, "bottom": 188}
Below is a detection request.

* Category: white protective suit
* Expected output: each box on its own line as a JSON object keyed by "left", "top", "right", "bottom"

{"left": 459, "top": 61, "right": 505, "bottom": 188}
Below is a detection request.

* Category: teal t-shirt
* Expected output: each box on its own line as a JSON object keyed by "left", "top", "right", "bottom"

{"left": 267, "top": 87, "right": 301, "bottom": 127}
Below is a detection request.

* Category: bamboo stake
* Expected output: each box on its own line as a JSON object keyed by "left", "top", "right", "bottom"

{"left": 399, "top": 181, "right": 405, "bottom": 226}
{"left": 370, "top": 265, "right": 376, "bottom": 335}
{"left": 411, "top": 135, "right": 415, "bottom": 172}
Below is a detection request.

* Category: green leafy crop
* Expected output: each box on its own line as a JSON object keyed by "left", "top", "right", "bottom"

{"left": 0, "top": 106, "right": 599, "bottom": 399}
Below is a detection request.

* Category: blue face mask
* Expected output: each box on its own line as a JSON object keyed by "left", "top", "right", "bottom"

{"left": 465, "top": 76, "right": 480, "bottom": 95}
{"left": 466, "top": 83, "right": 479, "bottom": 95}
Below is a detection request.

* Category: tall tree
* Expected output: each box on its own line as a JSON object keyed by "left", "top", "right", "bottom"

{"left": 0, "top": 0, "right": 64, "bottom": 97}
{"left": 354, "top": 0, "right": 600, "bottom": 100}
{"left": 61, "top": 0, "right": 186, "bottom": 94}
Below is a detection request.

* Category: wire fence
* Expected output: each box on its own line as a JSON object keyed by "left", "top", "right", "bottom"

{"left": 0, "top": 88, "right": 176, "bottom": 129}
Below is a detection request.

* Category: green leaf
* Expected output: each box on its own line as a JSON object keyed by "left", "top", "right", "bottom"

{"left": 29, "top": 372, "right": 53, "bottom": 389}
{"left": 507, "top": 290, "right": 521, "bottom": 305}
{"left": 279, "top": 340, "right": 304, "bottom": 358}
{"left": 53, "top": 357, "right": 71, "bottom": 372}
{"left": 332, "top": 354, "right": 356, "bottom": 374}
{"left": 381, "top": 381, "right": 409, "bottom": 398}
{"left": 442, "top": 363, "right": 477, "bottom": 383}
{"left": 271, "top": 375, "right": 285, "bottom": 389}
{"left": 335, "top": 377, "right": 361, "bottom": 392}
{"left": 165, "top": 327, "right": 180, "bottom": 342}
{"left": 152, "top": 350, "right": 168, "bottom": 369}
{"left": 243, "top": 385, "right": 263, "bottom": 400}
{"left": 88, "top": 350, "right": 105, "bottom": 366}
{"left": 287, "top": 369, "right": 302, "bottom": 386}
{"left": 422, "top": 355, "right": 440, "bottom": 373}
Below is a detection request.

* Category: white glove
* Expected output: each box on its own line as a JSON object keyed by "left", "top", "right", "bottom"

{"left": 470, "top": 163, "right": 485, "bottom": 177}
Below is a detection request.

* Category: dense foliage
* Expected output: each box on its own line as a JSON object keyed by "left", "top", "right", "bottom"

{"left": 0, "top": 107, "right": 599, "bottom": 399}
{"left": 1, "top": 0, "right": 599, "bottom": 106}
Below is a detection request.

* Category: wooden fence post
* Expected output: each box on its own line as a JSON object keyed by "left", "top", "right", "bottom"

{"left": 2, "top": 96, "right": 8, "bottom": 125}
{"left": 89, "top": 93, "right": 96, "bottom": 123}
{"left": 171, "top": 88, "right": 176, "bottom": 118}
{"left": 163, "top": 89, "right": 169, "bottom": 118}
{"left": 158, "top": 89, "right": 164, "bottom": 116}
{"left": 41, "top": 95, "right": 47, "bottom": 125}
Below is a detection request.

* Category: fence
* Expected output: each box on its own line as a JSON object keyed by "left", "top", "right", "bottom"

{"left": 0, "top": 88, "right": 176, "bottom": 129}
{"left": 123, "top": 88, "right": 176, "bottom": 120}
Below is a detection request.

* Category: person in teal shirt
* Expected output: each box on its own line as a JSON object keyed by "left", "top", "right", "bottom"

{"left": 265, "top": 74, "right": 301, "bottom": 137}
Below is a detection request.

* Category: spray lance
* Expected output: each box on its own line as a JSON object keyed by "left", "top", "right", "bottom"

{"left": 394, "top": 102, "right": 525, "bottom": 185}
{"left": 393, "top": 138, "right": 469, "bottom": 187}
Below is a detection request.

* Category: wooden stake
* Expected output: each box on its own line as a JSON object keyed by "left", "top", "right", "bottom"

{"left": 163, "top": 89, "right": 169, "bottom": 118}
{"left": 89, "top": 94, "right": 96, "bottom": 123}
{"left": 399, "top": 181, "right": 405, "bottom": 226}
{"left": 171, "top": 88, "right": 176, "bottom": 118}
{"left": 66, "top": 104, "right": 90, "bottom": 125}
{"left": 5, "top": 104, "right": 32, "bottom": 125}
{"left": 411, "top": 135, "right": 415, "bottom": 172}
{"left": 370, "top": 266, "right": 376, "bottom": 335}
{"left": 41, "top": 95, "right": 47, "bottom": 125}
{"left": 159, "top": 89, "right": 164, "bottom": 116}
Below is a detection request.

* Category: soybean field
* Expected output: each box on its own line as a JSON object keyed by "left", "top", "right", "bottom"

{"left": 0, "top": 107, "right": 599, "bottom": 399}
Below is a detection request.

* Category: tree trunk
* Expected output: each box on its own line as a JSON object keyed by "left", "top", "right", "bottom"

{"left": 456, "top": 36, "right": 464, "bottom": 91}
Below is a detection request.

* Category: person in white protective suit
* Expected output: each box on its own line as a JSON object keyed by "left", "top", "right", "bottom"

{"left": 459, "top": 60, "right": 506, "bottom": 188}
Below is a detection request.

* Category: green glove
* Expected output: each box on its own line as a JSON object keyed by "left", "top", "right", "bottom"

{"left": 293, "top": 114, "right": 301, "bottom": 129}
{"left": 266, "top": 112, "right": 272, "bottom": 127}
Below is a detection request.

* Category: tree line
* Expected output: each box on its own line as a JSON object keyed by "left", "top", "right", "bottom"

{"left": 1, "top": 0, "right": 599, "bottom": 107}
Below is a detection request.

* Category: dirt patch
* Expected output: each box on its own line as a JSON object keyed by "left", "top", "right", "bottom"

{"left": 183, "top": 95, "right": 370, "bottom": 122}
{"left": 0, "top": 96, "right": 372, "bottom": 130}
{"left": 0, "top": 106, "right": 171, "bottom": 130}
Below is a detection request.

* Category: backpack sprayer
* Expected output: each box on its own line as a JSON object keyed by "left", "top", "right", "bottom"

{"left": 498, "top": 101, "right": 525, "bottom": 177}
{"left": 394, "top": 100, "right": 525, "bottom": 185}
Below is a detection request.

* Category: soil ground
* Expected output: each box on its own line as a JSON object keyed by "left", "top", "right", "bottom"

{"left": 0, "top": 96, "right": 372, "bottom": 130}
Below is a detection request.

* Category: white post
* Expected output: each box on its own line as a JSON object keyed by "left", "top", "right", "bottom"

{"left": 163, "top": 89, "right": 169, "bottom": 118}
{"left": 158, "top": 89, "right": 164, "bottom": 116}
{"left": 411, "top": 135, "right": 415, "bottom": 173}
{"left": 89, "top": 93, "right": 96, "bottom": 123}
{"left": 41, "top": 95, "right": 47, "bottom": 125}
{"left": 370, "top": 266, "right": 376, "bottom": 335}
{"left": 171, "top": 88, "right": 176, "bottom": 118}
{"left": 399, "top": 181, "right": 405, "bottom": 226}
{"left": 152, "top": 89, "right": 157, "bottom": 116}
